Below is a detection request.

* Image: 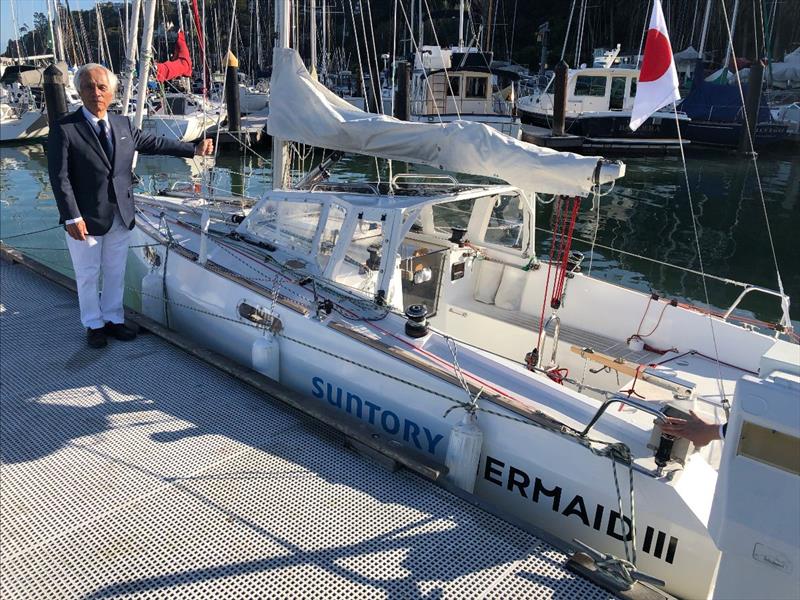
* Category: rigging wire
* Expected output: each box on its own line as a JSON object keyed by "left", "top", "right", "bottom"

{"left": 421, "top": 0, "right": 462, "bottom": 120}
{"left": 672, "top": 105, "right": 728, "bottom": 410}
{"left": 719, "top": 0, "right": 788, "bottom": 327}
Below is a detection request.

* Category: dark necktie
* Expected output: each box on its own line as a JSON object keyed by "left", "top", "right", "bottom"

{"left": 97, "top": 119, "right": 114, "bottom": 163}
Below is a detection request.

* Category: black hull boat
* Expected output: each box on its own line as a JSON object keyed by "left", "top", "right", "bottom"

{"left": 679, "top": 70, "right": 792, "bottom": 151}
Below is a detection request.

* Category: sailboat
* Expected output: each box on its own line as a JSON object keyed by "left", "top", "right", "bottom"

{"left": 127, "top": 2, "right": 799, "bottom": 599}
{"left": 0, "top": 60, "right": 81, "bottom": 143}
{"left": 138, "top": 30, "right": 217, "bottom": 143}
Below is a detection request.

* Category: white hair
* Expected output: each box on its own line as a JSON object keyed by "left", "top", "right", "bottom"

{"left": 74, "top": 63, "right": 119, "bottom": 94}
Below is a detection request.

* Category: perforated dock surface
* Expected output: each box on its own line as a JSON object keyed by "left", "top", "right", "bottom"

{"left": 0, "top": 261, "right": 613, "bottom": 599}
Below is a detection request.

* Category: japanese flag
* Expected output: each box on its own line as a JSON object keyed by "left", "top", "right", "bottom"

{"left": 629, "top": 0, "right": 681, "bottom": 131}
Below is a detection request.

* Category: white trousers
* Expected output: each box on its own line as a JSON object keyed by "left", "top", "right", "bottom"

{"left": 65, "top": 211, "right": 130, "bottom": 330}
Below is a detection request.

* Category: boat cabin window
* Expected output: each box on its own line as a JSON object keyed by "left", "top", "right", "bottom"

{"left": 484, "top": 195, "right": 525, "bottom": 249}
{"left": 465, "top": 76, "right": 488, "bottom": 99}
{"left": 243, "top": 198, "right": 324, "bottom": 257}
{"left": 629, "top": 77, "right": 638, "bottom": 98}
{"left": 574, "top": 75, "right": 607, "bottom": 97}
{"left": 610, "top": 76, "right": 626, "bottom": 110}
{"left": 448, "top": 76, "right": 461, "bottom": 97}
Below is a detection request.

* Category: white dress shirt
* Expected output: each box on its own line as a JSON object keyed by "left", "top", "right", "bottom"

{"left": 65, "top": 107, "right": 115, "bottom": 226}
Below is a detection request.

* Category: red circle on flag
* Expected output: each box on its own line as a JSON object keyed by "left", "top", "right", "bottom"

{"left": 639, "top": 29, "right": 672, "bottom": 83}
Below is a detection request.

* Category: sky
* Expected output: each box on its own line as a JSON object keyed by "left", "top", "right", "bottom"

{"left": 2, "top": 0, "right": 53, "bottom": 50}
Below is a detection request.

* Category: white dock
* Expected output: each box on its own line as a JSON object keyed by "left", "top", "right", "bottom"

{"left": 0, "top": 257, "right": 615, "bottom": 599}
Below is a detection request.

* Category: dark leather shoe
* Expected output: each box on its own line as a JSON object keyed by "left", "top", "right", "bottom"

{"left": 104, "top": 322, "right": 137, "bottom": 341}
{"left": 87, "top": 327, "right": 108, "bottom": 348}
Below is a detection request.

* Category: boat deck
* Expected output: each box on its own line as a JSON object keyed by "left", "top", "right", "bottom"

{"left": 0, "top": 259, "right": 614, "bottom": 599}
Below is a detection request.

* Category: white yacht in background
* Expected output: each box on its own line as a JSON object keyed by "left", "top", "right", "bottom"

{"left": 0, "top": 99, "right": 50, "bottom": 142}
{"left": 128, "top": 30, "right": 799, "bottom": 599}
{"left": 0, "top": 62, "right": 81, "bottom": 143}
{"left": 138, "top": 92, "right": 218, "bottom": 143}
{"left": 238, "top": 82, "right": 270, "bottom": 115}
{"left": 517, "top": 47, "right": 690, "bottom": 150}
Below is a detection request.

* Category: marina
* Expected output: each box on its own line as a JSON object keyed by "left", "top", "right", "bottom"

{"left": 2, "top": 1, "right": 800, "bottom": 599}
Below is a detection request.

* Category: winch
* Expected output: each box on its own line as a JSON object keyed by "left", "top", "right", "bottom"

{"left": 405, "top": 304, "right": 429, "bottom": 338}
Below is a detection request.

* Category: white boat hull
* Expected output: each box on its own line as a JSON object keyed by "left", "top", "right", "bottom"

{"left": 140, "top": 114, "right": 213, "bottom": 142}
{"left": 130, "top": 209, "right": 722, "bottom": 600}
{"left": 0, "top": 110, "right": 49, "bottom": 142}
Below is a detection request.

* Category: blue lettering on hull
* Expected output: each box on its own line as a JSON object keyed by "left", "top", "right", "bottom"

{"left": 311, "top": 376, "right": 444, "bottom": 455}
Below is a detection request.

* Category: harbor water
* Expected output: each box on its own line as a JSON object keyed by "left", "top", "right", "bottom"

{"left": 1, "top": 141, "right": 798, "bottom": 328}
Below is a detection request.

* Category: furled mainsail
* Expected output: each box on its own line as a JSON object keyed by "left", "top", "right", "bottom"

{"left": 268, "top": 49, "right": 624, "bottom": 196}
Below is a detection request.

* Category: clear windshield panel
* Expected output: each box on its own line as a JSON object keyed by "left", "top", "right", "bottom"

{"left": 334, "top": 217, "right": 386, "bottom": 296}
{"left": 317, "top": 203, "right": 347, "bottom": 270}
{"left": 430, "top": 199, "right": 476, "bottom": 237}
{"left": 243, "top": 199, "right": 324, "bottom": 256}
{"left": 484, "top": 194, "right": 525, "bottom": 249}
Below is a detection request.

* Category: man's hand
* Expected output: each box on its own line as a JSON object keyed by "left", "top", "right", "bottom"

{"left": 66, "top": 219, "right": 89, "bottom": 241}
{"left": 194, "top": 138, "right": 214, "bottom": 156}
{"left": 659, "top": 411, "right": 721, "bottom": 447}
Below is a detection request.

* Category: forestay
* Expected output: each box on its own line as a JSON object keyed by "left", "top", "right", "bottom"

{"left": 268, "top": 49, "right": 624, "bottom": 196}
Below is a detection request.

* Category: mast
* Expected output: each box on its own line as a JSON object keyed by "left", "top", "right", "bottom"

{"left": 417, "top": 0, "right": 423, "bottom": 48}
{"left": 321, "top": 0, "right": 326, "bottom": 77}
{"left": 133, "top": 0, "right": 157, "bottom": 129}
{"left": 95, "top": 4, "right": 104, "bottom": 66}
{"left": 272, "top": 0, "right": 290, "bottom": 190}
{"left": 256, "top": 0, "right": 263, "bottom": 72}
{"left": 52, "top": 0, "right": 67, "bottom": 63}
{"left": 310, "top": 0, "right": 317, "bottom": 78}
{"left": 121, "top": 0, "right": 142, "bottom": 115}
{"left": 486, "top": 0, "right": 494, "bottom": 53}
{"left": 410, "top": 0, "right": 414, "bottom": 55}
{"left": 176, "top": 0, "right": 184, "bottom": 32}
{"left": 458, "top": 0, "right": 464, "bottom": 49}
{"left": 10, "top": 0, "right": 23, "bottom": 68}
{"left": 722, "top": 0, "right": 741, "bottom": 73}
{"left": 697, "top": 0, "right": 712, "bottom": 57}
{"left": 46, "top": 0, "right": 59, "bottom": 62}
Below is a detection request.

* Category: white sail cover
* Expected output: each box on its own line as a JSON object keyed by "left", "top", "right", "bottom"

{"left": 268, "top": 49, "right": 623, "bottom": 196}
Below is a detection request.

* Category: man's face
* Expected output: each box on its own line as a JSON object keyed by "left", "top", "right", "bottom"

{"left": 79, "top": 68, "right": 114, "bottom": 116}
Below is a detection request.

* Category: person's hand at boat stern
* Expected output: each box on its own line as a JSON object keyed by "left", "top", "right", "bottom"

{"left": 194, "top": 138, "right": 214, "bottom": 156}
{"left": 658, "top": 411, "right": 722, "bottom": 448}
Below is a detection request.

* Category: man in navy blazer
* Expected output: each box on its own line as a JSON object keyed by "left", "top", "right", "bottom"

{"left": 48, "top": 63, "right": 213, "bottom": 348}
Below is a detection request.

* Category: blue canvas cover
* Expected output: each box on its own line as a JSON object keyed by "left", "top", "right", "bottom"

{"left": 680, "top": 76, "right": 772, "bottom": 123}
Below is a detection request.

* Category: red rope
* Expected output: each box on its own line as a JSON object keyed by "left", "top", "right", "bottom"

{"left": 536, "top": 196, "right": 581, "bottom": 351}
{"left": 536, "top": 197, "right": 562, "bottom": 349}
{"left": 620, "top": 363, "right": 647, "bottom": 400}
{"left": 551, "top": 197, "right": 581, "bottom": 309}
{"left": 546, "top": 367, "right": 569, "bottom": 384}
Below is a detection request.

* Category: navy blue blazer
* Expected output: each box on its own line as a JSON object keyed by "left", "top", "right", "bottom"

{"left": 48, "top": 108, "right": 196, "bottom": 236}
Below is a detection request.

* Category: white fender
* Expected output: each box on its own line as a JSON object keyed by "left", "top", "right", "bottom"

{"left": 445, "top": 411, "right": 483, "bottom": 493}
{"left": 141, "top": 270, "right": 166, "bottom": 324}
{"left": 198, "top": 210, "right": 210, "bottom": 265}
{"left": 252, "top": 333, "right": 280, "bottom": 382}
